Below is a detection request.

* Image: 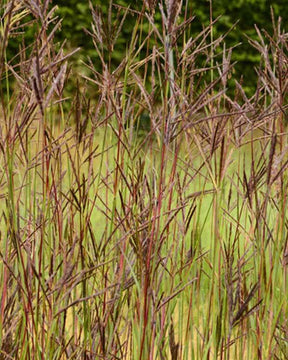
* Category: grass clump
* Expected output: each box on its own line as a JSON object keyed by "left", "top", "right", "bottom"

{"left": 0, "top": 1, "right": 287, "bottom": 359}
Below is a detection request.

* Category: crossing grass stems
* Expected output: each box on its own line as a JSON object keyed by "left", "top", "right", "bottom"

{"left": 0, "top": 0, "right": 287, "bottom": 359}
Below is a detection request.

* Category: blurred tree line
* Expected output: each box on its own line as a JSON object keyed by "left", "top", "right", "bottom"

{"left": 55, "top": 0, "right": 287, "bottom": 93}
{"left": 6, "top": 0, "right": 288, "bottom": 95}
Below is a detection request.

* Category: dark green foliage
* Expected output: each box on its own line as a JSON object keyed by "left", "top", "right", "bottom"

{"left": 3, "top": 0, "right": 288, "bottom": 94}
{"left": 56, "top": 0, "right": 287, "bottom": 94}
{"left": 193, "top": 0, "right": 287, "bottom": 92}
